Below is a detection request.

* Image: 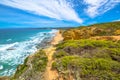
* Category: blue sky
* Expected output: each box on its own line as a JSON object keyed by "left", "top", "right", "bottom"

{"left": 0, "top": 0, "right": 120, "bottom": 28}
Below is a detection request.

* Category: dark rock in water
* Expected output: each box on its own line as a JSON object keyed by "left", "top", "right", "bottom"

{"left": 36, "top": 35, "right": 53, "bottom": 49}
{"left": 36, "top": 41, "right": 50, "bottom": 49}
{"left": 6, "top": 48, "right": 15, "bottom": 51}
{"left": 43, "top": 33, "right": 47, "bottom": 35}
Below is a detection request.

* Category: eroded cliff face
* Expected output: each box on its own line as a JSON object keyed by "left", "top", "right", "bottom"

{"left": 62, "top": 21, "right": 120, "bottom": 41}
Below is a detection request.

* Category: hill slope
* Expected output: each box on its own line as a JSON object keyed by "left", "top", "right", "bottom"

{"left": 52, "top": 21, "right": 120, "bottom": 80}
{"left": 8, "top": 21, "right": 120, "bottom": 80}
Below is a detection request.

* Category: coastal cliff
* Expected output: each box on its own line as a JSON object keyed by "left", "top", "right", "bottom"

{"left": 52, "top": 21, "right": 120, "bottom": 80}
{"left": 3, "top": 21, "right": 120, "bottom": 80}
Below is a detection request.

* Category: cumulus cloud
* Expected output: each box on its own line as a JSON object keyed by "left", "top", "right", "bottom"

{"left": 0, "top": 0, "right": 83, "bottom": 23}
{"left": 84, "top": 0, "right": 120, "bottom": 18}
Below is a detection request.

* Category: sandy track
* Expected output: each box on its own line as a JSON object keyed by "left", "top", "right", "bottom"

{"left": 44, "top": 31, "right": 63, "bottom": 80}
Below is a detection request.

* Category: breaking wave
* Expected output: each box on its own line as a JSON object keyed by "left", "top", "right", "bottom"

{"left": 0, "top": 29, "right": 57, "bottom": 76}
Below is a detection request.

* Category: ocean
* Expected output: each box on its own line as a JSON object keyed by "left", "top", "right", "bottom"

{"left": 0, "top": 28, "right": 57, "bottom": 76}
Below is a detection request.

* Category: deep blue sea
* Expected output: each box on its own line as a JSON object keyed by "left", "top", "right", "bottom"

{"left": 0, "top": 28, "right": 57, "bottom": 76}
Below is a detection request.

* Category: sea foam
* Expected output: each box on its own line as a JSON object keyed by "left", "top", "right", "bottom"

{"left": 0, "top": 29, "right": 57, "bottom": 76}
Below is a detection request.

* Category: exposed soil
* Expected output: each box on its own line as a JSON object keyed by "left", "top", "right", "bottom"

{"left": 44, "top": 31, "right": 63, "bottom": 80}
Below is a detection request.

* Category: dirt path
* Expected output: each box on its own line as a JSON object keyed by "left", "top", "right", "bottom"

{"left": 90, "top": 36, "right": 120, "bottom": 41}
{"left": 44, "top": 31, "right": 63, "bottom": 80}
{"left": 44, "top": 46, "right": 58, "bottom": 80}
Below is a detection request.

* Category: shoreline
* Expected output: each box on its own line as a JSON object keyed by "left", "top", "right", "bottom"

{"left": 0, "top": 30, "right": 63, "bottom": 80}
{"left": 0, "top": 29, "right": 57, "bottom": 77}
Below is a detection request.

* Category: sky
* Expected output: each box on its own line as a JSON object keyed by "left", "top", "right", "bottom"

{"left": 0, "top": 0, "right": 120, "bottom": 28}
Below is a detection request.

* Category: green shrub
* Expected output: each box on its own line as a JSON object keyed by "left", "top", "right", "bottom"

{"left": 12, "top": 49, "right": 48, "bottom": 80}
{"left": 13, "top": 57, "right": 29, "bottom": 79}
{"left": 106, "top": 48, "right": 120, "bottom": 62}
{"left": 31, "top": 49, "right": 48, "bottom": 72}
{"left": 52, "top": 56, "right": 120, "bottom": 80}
{"left": 53, "top": 50, "right": 69, "bottom": 59}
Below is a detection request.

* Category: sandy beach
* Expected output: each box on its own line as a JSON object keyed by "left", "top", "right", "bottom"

{"left": 50, "top": 30, "right": 63, "bottom": 45}
{"left": 44, "top": 30, "right": 63, "bottom": 80}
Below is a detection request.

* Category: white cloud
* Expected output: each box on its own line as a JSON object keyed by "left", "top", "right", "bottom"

{"left": 113, "top": 19, "right": 120, "bottom": 22}
{"left": 84, "top": 0, "right": 120, "bottom": 18}
{"left": 0, "top": 0, "right": 83, "bottom": 23}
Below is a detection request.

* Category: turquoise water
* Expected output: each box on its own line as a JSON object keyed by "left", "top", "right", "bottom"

{"left": 0, "top": 28, "right": 57, "bottom": 76}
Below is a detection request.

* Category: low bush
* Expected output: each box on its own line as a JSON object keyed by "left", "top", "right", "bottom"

{"left": 53, "top": 50, "right": 69, "bottom": 59}
{"left": 56, "top": 39, "right": 120, "bottom": 50}
{"left": 52, "top": 56, "right": 120, "bottom": 80}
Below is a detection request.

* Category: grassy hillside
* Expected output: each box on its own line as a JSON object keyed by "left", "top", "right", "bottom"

{"left": 52, "top": 40, "right": 120, "bottom": 80}
{"left": 52, "top": 21, "right": 120, "bottom": 80}
{"left": 9, "top": 21, "right": 120, "bottom": 80}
